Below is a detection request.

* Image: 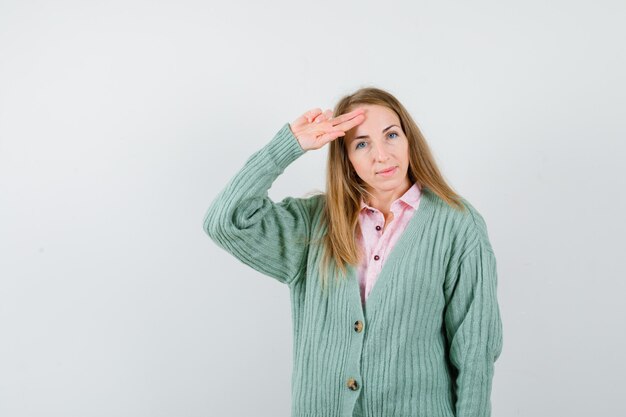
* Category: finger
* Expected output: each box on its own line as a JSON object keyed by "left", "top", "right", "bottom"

{"left": 304, "top": 108, "right": 323, "bottom": 123}
{"left": 309, "top": 119, "right": 357, "bottom": 139}
{"left": 329, "top": 107, "right": 366, "bottom": 127}
{"left": 330, "top": 112, "right": 366, "bottom": 133}
{"left": 319, "top": 130, "right": 345, "bottom": 145}
{"left": 307, "top": 108, "right": 363, "bottom": 137}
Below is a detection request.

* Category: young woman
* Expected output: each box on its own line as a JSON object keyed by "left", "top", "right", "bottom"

{"left": 203, "top": 87, "right": 503, "bottom": 417}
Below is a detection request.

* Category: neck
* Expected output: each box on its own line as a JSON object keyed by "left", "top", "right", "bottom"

{"left": 364, "top": 176, "right": 412, "bottom": 216}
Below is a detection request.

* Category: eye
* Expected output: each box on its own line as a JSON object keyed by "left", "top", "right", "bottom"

{"left": 387, "top": 132, "right": 399, "bottom": 139}
{"left": 355, "top": 141, "right": 366, "bottom": 150}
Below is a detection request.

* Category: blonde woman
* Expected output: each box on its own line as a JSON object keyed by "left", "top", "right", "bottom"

{"left": 203, "top": 87, "right": 503, "bottom": 417}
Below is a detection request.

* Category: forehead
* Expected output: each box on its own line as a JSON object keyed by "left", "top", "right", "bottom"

{"left": 345, "top": 104, "right": 400, "bottom": 140}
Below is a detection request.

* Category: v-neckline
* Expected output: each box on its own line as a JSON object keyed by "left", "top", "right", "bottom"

{"left": 349, "top": 186, "right": 437, "bottom": 320}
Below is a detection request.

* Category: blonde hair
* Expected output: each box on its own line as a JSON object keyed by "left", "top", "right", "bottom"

{"left": 309, "top": 86, "right": 466, "bottom": 291}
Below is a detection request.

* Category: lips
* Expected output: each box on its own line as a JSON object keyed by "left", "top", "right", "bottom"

{"left": 376, "top": 166, "right": 397, "bottom": 174}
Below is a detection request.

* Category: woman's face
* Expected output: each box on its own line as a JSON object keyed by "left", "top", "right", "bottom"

{"left": 344, "top": 104, "right": 410, "bottom": 196}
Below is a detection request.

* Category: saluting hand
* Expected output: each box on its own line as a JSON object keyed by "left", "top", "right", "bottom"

{"left": 289, "top": 107, "right": 366, "bottom": 151}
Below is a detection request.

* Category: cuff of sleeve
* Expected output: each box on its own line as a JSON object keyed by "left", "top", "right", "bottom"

{"left": 263, "top": 122, "right": 307, "bottom": 170}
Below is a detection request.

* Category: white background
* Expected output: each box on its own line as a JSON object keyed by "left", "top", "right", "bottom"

{"left": 1, "top": 0, "right": 625, "bottom": 416}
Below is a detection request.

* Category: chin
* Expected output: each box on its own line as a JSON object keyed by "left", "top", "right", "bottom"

{"left": 372, "top": 180, "right": 400, "bottom": 191}
{"left": 379, "top": 173, "right": 409, "bottom": 187}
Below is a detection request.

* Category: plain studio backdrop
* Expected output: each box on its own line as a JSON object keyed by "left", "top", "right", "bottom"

{"left": 1, "top": 0, "right": 624, "bottom": 416}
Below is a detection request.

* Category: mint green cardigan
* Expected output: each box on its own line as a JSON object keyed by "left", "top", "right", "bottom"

{"left": 202, "top": 123, "right": 504, "bottom": 417}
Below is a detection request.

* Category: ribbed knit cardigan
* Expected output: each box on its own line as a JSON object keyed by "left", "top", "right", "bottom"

{"left": 202, "top": 122, "right": 504, "bottom": 417}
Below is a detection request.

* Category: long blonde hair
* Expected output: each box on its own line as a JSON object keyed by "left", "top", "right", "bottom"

{"left": 310, "top": 86, "right": 466, "bottom": 291}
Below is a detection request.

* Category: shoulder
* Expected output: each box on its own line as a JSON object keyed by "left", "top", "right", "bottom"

{"left": 457, "top": 195, "right": 493, "bottom": 250}
{"left": 299, "top": 190, "right": 325, "bottom": 207}
{"left": 286, "top": 190, "right": 326, "bottom": 220}
{"left": 423, "top": 187, "right": 494, "bottom": 255}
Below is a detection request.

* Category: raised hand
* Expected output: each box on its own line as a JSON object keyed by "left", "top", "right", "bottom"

{"left": 289, "top": 107, "right": 366, "bottom": 151}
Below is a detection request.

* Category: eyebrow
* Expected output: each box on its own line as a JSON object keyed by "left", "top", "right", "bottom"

{"left": 353, "top": 125, "right": 400, "bottom": 140}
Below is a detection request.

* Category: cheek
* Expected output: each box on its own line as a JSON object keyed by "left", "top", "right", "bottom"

{"left": 349, "top": 155, "right": 369, "bottom": 176}
{"left": 348, "top": 153, "right": 364, "bottom": 172}
{"left": 401, "top": 143, "right": 410, "bottom": 163}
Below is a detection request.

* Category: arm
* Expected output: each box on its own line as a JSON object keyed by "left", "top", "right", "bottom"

{"left": 443, "top": 240, "right": 504, "bottom": 417}
{"left": 202, "top": 107, "right": 366, "bottom": 286}
{"left": 202, "top": 122, "right": 314, "bottom": 286}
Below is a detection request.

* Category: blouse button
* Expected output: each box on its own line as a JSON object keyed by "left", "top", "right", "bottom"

{"left": 374, "top": 255, "right": 380, "bottom": 261}
{"left": 375, "top": 225, "right": 381, "bottom": 231}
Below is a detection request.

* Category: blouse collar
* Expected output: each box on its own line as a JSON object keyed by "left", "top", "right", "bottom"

{"left": 359, "top": 182, "right": 422, "bottom": 213}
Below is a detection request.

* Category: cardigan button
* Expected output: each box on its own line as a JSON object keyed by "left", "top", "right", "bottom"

{"left": 354, "top": 320, "right": 363, "bottom": 333}
{"left": 375, "top": 225, "right": 381, "bottom": 231}
{"left": 346, "top": 378, "right": 359, "bottom": 391}
{"left": 374, "top": 255, "right": 380, "bottom": 260}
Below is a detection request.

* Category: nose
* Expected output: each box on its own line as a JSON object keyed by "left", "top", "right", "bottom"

{"left": 372, "top": 143, "right": 390, "bottom": 162}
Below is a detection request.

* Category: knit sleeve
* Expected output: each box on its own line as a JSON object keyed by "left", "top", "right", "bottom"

{"left": 443, "top": 240, "right": 504, "bottom": 417}
{"left": 202, "top": 122, "right": 314, "bottom": 286}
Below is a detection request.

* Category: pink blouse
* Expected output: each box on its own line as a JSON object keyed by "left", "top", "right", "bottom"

{"left": 356, "top": 182, "right": 422, "bottom": 306}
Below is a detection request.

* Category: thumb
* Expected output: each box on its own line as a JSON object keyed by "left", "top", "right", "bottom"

{"left": 314, "top": 109, "right": 333, "bottom": 123}
{"left": 304, "top": 108, "right": 323, "bottom": 123}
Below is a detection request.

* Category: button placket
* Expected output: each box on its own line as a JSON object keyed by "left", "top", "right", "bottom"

{"left": 348, "top": 316, "right": 364, "bottom": 393}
